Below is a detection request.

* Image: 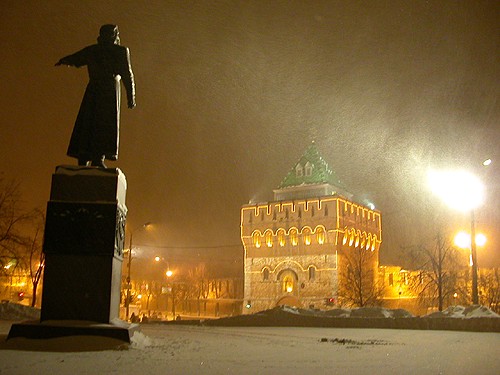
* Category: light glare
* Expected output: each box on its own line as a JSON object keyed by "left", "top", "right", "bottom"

{"left": 475, "top": 233, "right": 487, "bottom": 247}
{"left": 454, "top": 231, "right": 470, "bottom": 248}
{"left": 428, "top": 169, "right": 484, "bottom": 211}
{"left": 454, "top": 231, "right": 487, "bottom": 248}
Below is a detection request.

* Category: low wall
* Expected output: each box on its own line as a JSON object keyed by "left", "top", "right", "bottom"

{"left": 193, "top": 311, "right": 500, "bottom": 332}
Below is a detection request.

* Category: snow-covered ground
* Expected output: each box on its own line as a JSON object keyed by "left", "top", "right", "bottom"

{"left": 1, "top": 321, "right": 499, "bottom": 374}
{"left": 0, "top": 303, "right": 499, "bottom": 374}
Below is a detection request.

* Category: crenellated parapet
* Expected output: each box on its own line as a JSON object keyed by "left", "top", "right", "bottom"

{"left": 241, "top": 196, "right": 381, "bottom": 253}
{"left": 241, "top": 197, "right": 337, "bottom": 234}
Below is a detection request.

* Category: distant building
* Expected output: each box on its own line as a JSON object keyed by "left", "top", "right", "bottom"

{"left": 379, "top": 265, "right": 500, "bottom": 316}
{"left": 378, "top": 265, "right": 424, "bottom": 315}
{"left": 240, "top": 142, "right": 382, "bottom": 313}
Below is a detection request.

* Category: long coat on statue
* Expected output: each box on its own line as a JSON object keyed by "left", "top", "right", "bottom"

{"left": 58, "top": 43, "right": 135, "bottom": 161}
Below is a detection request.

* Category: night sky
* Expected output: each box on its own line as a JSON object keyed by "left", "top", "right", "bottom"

{"left": 1, "top": 1, "right": 498, "bottom": 273}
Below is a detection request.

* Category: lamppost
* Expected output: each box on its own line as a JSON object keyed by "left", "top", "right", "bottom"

{"left": 154, "top": 256, "right": 174, "bottom": 318}
{"left": 454, "top": 231, "right": 487, "bottom": 266}
{"left": 454, "top": 230, "right": 487, "bottom": 303}
{"left": 154, "top": 256, "right": 172, "bottom": 276}
{"left": 125, "top": 222, "right": 152, "bottom": 320}
{"left": 428, "top": 169, "right": 485, "bottom": 304}
{"left": 166, "top": 269, "right": 176, "bottom": 319}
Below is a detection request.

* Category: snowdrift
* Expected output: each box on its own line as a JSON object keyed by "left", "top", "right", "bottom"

{"left": 196, "top": 305, "right": 500, "bottom": 332}
{"left": 1, "top": 302, "right": 498, "bottom": 332}
{"left": 425, "top": 305, "right": 500, "bottom": 319}
{"left": 0, "top": 301, "right": 40, "bottom": 321}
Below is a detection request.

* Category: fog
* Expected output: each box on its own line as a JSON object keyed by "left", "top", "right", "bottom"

{"left": 1, "top": 1, "right": 498, "bottom": 271}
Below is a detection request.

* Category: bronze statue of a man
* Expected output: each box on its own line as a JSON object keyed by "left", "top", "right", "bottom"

{"left": 56, "top": 24, "right": 136, "bottom": 168}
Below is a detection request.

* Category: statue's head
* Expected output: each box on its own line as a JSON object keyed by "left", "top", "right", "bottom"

{"left": 98, "top": 24, "right": 120, "bottom": 45}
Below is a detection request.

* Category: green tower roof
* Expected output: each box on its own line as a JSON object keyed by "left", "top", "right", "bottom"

{"left": 278, "top": 142, "right": 347, "bottom": 189}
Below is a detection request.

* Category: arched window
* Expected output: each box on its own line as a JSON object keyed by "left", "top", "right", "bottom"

{"left": 371, "top": 235, "right": 377, "bottom": 251}
{"left": 308, "top": 266, "right": 316, "bottom": 281}
{"left": 355, "top": 230, "right": 360, "bottom": 248}
{"left": 283, "top": 275, "right": 294, "bottom": 293}
{"left": 277, "top": 229, "right": 286, "bottom": 247}
{"left": 295, "top": 164, "right": 303, "bottom": 177}
{"left": 316, "top": 227, "right": 325, "bottom": 245}
{"left": 349, "top": 229, "right": 355, "bottom": 247}
{"left": 252, "top": 231, "right": 262, "bottom": 248}
{"left": 265, "top": 230, "right": 273, "bottom": 248}
{"left": 278, "top": 269, "right": 298, "bottom": 295}
{"left": 290, "top": 229, "right": 298, "bottom": 246}
{"left": 304, "top": 162, "right": 313, "bottom": 176}
{"left": 263, "top": 268, "right": 270, "bottom": 281}
{"left": 342, "top": 229, "right": 348, "bottom": 245}
{"left": 303, "top": 227, "right": 311, "bottom": 245}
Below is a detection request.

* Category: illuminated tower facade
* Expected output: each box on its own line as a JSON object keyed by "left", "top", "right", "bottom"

{"left": 240, "top": 143, "right": 382, "bottom": 313}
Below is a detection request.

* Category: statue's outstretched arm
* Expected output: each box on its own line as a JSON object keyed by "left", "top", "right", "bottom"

{"left": 55, "top": 47, "right": 89, "bottom": 68}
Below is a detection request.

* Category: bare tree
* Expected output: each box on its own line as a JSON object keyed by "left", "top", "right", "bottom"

{"left": 479, "top": 268, "right": 500, "bottom": 313}
{"left": 0, "top": 177, "right": 44, "bottom": 304}
{"left": 210, "top": 279, "right": 224, "bottom": 317}
{"left": 187, "top": 263, "right": 210, "bottom": 316}
{"left": 408, "top": 233, "right": 463, "bottom": 311}
{"left": 27, "top": 210, "right": 45, "bottom": 307}
{"left": 338, "top": 246, "right": 383, "bottom": 307}
{"left": 0, "top": 177, "right": 32, "bottom": 276}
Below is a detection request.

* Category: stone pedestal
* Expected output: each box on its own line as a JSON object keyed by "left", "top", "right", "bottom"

{"left": 8, "top": 166, "right": 137, "bottom": 343}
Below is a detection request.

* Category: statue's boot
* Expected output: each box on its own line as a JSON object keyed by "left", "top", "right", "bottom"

{"left": 78, "top": 158, "right": 89, "bottom": 166}
{"left": 91, "top": 156, "right": 107, "bottom": 168}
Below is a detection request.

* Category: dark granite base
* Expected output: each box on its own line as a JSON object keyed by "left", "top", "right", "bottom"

{"left": 40, "top": 166, "right": 127, "bottom": 324}
{"left": 7, "top": 320, "right": 139, "bottom": 343}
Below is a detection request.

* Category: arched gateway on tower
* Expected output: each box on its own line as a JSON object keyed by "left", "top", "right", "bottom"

{"left": 240, "top": 142, "right": 382, "bottom": 313}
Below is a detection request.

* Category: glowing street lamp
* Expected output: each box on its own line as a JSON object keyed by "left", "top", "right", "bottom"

{"left": 155, "top": 256, "right": 173, "bottom": 278}
{"left": 428, "top": 170, "right": 484, "bottom": 212}
{"left": 454, "top": 231, "right": 469, "bottom": 249}
{"left": 454, "top": 231, "right": 487, "bottom": 249}
{"left": 155, "top": 255, "right": 175, "bottom": 318}
{"left": 454, "top": 231, "right": 487, "bottom": 266}
{"left": 428, "top": 169, "right": 485, "bottom": 304}
{"left": 475, "top": 233, "right": 487, "bottom": 247}
{"left": 165, "top": 266, "right": 177, "bottom": 319}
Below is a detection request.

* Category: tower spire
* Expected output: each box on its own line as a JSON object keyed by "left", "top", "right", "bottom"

{"left": 274, "top": 143, "right": 352, "bottom": 200}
